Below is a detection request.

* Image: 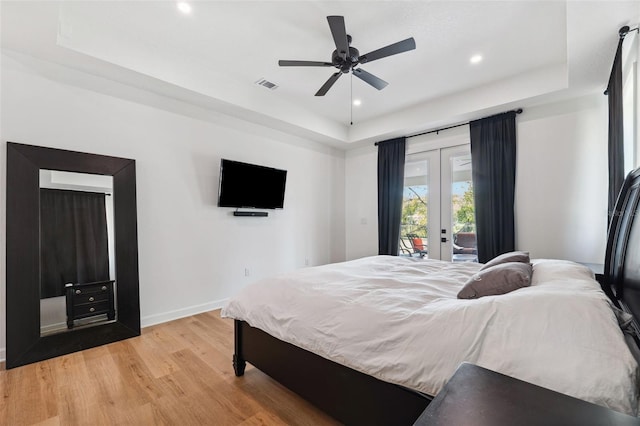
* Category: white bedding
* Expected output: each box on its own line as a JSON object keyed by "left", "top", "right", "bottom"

{"left": 221, "top": 255, "right": 639, "bottom": 415}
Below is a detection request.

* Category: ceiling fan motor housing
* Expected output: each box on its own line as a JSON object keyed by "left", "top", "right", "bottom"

{"left": 332, "top": 45, "right": 360, "bottom": 73}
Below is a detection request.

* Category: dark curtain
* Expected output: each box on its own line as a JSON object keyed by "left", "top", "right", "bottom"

{"left": 40, "top": 189, "right": 110, "bottom": 298}
{"left": 470, "top": 111, "right": 517, "bottom": 263}
{"left": 606, "top": 36, "right": 625, "bottom": 223}
{"left": 377, "top": 137, "right": 406, "bottom": 255}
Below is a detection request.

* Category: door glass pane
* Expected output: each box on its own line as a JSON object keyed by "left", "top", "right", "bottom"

{"left": 450, "top": 154, "right": 477, "bottom": 262}
{"left": 400, "top": 157, "right": 429, "bottom": 258}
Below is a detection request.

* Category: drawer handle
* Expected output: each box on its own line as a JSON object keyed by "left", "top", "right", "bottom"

{"left": 101, "top": 286, "right": 107, "bottom": 291}
{"left": 89, "top": 307, "right": 95, "bottom": 312}
{"left": 89, "top": 297, "right": 95, "bottom": 302}
{"left": 75, "top": 290, "right": 81, "bottom": 295}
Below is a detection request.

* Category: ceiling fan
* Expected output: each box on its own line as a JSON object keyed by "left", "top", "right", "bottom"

{"left": 278, "top": 16, "right": 416, "bottom": 96}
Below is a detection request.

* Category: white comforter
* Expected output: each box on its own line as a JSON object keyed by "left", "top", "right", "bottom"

{"left": 221, "top": 256, "right": 639, "bottom": 415}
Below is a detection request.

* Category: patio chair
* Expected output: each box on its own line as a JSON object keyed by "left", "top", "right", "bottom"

{"left": 399, "top": 238, "right": 414, "bottom": 256}
{"left": 453, "top": 232, "right": 477, "bottom": 255}
{"left": 406, "top": 233, "right": 428, "bottom": 257}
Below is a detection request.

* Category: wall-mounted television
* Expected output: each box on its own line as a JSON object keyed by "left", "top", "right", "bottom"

{"left": 218, "top": 159, "right": 287, "bottom": 209}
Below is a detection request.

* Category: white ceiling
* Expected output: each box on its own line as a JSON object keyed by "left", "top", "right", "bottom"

{"left": 1, "top": 1, "right": 639, "bottom": 148}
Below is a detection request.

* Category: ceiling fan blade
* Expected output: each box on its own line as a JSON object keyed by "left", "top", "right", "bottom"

{"left": 279, "top": 60, "right": 333, "bottom": 67}
{"left": 315, "top": 72, "right": 342, "bottom": 96}
{"left": 360, "top": 37, "right": 416, "bottom": 64}
{"left": 353, "top": 68, "right": 388, "bottom": 90}
{"left": 327, "top": 16, "right": 349, "bottom": 60}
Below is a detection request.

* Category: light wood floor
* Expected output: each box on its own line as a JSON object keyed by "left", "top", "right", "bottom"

{"left": 0, "top": 310, "right": 340, "bottom": 426}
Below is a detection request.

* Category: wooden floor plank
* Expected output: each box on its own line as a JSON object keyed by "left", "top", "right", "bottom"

{"left": 31, "top": 417, "right": 61, "bottom": 426}
{"left": 5, "top": 363, "right": 51, "bottom": 425}
{"left": 50, "top": 352, "right": 111, "bottom": 425}
{"left": 129, "top": 329, "right": 183, "bottom": 379}
{"left": 238, "top": 410, "right": 290, "bottom": 426}
{"left": 0, "top": 310, "right": 340, "bottom": 426}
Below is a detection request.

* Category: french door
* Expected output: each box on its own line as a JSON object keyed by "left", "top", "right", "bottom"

{"left": 400, "top": 145, "right": 476, "bottom": 261}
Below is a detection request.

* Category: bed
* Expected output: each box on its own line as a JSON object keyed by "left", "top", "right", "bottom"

{"left": 222, "top": 168, "right": 640, "bottom": 425}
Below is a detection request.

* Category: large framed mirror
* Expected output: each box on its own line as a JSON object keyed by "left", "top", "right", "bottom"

{"left": 6, "top": 142, "right": 140, "bottom": 368}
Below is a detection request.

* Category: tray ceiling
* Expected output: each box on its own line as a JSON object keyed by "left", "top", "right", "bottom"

{"left": 2, "top": 1, "right": 638, "bottom": 147}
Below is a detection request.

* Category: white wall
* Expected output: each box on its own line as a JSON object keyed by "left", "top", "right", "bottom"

{"left": 344, "top": 146, "right": 378, "bottom": 260}
{"left": 345, "top": 94, "right": 609, "bottom": 264}
{"left": 516, "top": 95, "right": 608, "bottom": 262}
{"left": 0, "top": 53, "right": 346, "bottom": 359}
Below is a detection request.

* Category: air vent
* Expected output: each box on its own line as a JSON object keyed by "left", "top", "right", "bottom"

{"left": 255, "top": 78, "right": 279, "bottom": 90}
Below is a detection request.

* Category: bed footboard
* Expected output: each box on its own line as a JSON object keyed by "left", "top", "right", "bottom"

{"left": 233, "top": 319, "right": 431, "bottom": 425}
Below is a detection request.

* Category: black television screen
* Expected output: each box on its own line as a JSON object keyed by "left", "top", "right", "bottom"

{"left": 218, "top": 159, "right": 287, "bottom": 209}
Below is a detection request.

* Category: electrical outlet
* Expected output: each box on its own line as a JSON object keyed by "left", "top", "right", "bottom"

{"left": 244, "top": 268, "right": 250, "bottom": 277}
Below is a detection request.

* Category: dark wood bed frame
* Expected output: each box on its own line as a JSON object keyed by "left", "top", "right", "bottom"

{"left": 233, "top": 167, "right": 640, "bottom": 425}
{"left": 233, "top": 320, "right": 431, "bottom": 425}
{"left": 605, "top": 167, "right": 640, "bottom": 347}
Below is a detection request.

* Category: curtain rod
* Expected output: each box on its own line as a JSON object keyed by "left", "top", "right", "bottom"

{"left": 374, "top": 108, "right": 523, "bottom": 146}
{"left": 604, "top": 25, "right": 639, "bottom": 95}
{"left": 42, "top": 187, "right": 112, "bottom": 196}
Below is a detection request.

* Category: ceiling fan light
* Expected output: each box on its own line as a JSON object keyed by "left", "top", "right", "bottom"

{"left": 177, "top": 2, "right": 192, "bottom": 14}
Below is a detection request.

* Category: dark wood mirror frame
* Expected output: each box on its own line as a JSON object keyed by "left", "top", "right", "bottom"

{"left": 6, "top": 142, "right": 140, "bottom": 369}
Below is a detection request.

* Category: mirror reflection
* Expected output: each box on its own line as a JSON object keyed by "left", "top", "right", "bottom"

{"left": 39, "top": 170, "right": 117, "bottom": 335}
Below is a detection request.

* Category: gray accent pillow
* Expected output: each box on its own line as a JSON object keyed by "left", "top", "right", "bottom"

{"left": 458, "top": 262, "right": 533, "bottom": 299}
{"left": 480, "top": 251, "right": 530, "bottom": 270}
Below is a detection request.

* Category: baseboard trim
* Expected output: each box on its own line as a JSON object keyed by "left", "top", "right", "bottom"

{"left": 141, "top": 298, "right": 229, "bottom": 328}
{"left": 40, "top": 321, "right": 68, "bottom": 335}
{"left": 0, "top": 298, "right": 230, "bottom": 364}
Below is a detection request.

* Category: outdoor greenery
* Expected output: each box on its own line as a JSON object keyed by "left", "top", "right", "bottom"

{"left": 401, "top": 186, "right": 428, "bottom": 237}
{"left": 400, "top": 182, "right": 475, "bottom": 239}
{"left": 452, "top": 182, "right": 475, "bottom": 233}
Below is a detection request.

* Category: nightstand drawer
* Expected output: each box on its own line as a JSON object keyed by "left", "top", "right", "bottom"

{"left": 74, "top": 301, "right": 110, "bottom": 318}
{"left": 72, "top": 284, "right": 112, "bottom": 296}
{"left": 74, "top": 292, "right": 109, "bottom": 305}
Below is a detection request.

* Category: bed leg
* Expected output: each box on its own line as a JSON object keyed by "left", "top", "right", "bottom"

{"left": 233, "top": 320, "right": 246, "bottom": 376}
{"left": 233, "top": 354, "right": 246, "bottom": 376}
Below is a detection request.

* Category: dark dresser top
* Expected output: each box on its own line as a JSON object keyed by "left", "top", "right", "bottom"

{"left": 413, "top": 362, "right": 640, "bottom": 426}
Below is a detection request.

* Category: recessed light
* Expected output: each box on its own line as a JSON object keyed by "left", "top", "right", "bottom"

{"left": 353, "top": 99, "right": 362, "bottom": 106}
{"left": 470, "top": 54, "right": 483, "bottom": 64}
{"left": 177, "top": 2, "right": 192, "bottom": 14}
